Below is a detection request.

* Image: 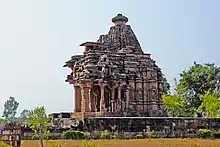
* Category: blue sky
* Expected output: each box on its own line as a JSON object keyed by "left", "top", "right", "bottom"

{"left": 0, "top": 0, "right": 219, "bottom": 115}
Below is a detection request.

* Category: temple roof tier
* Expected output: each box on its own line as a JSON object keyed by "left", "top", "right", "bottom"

{"left": 79, "top": 41, "right": 102, "bottom": 47}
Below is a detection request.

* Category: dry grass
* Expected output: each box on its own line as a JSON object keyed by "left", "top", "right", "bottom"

{"left": 21, "top": 139, "right": 220, "bottom": 147}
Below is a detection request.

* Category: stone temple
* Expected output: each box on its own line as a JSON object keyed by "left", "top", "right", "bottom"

{"left": 64, "top": 14, "right": 165, "bottom": 119}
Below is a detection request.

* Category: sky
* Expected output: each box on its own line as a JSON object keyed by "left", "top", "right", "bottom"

{"left": 0, "top": 0, "right": 220, "bottom": 115}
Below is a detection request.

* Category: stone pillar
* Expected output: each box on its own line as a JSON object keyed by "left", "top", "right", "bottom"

{"left": 126, "top": 87, "right": 130, "bottom": 109}
{"left": 117, "top": 84, "right": 122, "bottom": 110}
{"left": 99, "top": 83, "right": 107, "bottom": 112}
{"left": 129, "top": 80, "right": 135, "bottom": 101}
{"left": 74, "top": 85, "right": 81, "bottom": 112}
{"left": 80, "top": 87, "right": 86, "bottom": 113}
{"left": 88, "top": 88, "right": 92, "bottom": 111}
{"left": 158, "top": 84, "right": 163, "bottom": 110}
{"left": 80, "top": 83, "right": 92, "bottom": 113}
{"left": 111, "top": 89, "right": 115, "bottom": 112}
{"left": 111, "top": 84, "right": 118, "bottom": 112}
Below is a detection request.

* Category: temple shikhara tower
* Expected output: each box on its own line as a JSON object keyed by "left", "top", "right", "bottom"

{"left": 64, "top": 14, "right": 165, "bottom": 119}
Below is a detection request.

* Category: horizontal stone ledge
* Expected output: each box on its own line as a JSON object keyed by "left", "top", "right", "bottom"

{"left": 84, "top": 116, "right": 220, "bottom": 120}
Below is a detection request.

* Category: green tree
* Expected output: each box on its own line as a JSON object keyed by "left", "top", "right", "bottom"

{"left": 177, "top": 62, "right": 220, "bottom": 116}
{"left": 162, "top": 95, "right": 184, "bottom": 117}
{"left": 0, "top": 118, "right": 4, "bottom": 124}
{"left": 26, "top": 106, "right": 50, "bottom": 147}
{"left": 3, "top": 97, "right": 19, "bottom": 123}
{"left": 19, "top": 109, "right": 30, "bottom": 124}
{"left": 0, "top": 142, "right": 11, "bottom": 147}
{"left": 198, "top": 91, "right": 220, "bottom": 118}
{"left": 162, "top": 76, "right": 171, "bottom": 95}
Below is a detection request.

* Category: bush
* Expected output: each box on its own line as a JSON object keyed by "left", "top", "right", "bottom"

{"left": 31, "top": 132, "right": 52, "bottom": 140}
{"left": 110, "top": 135, "right": 117, "bottom": 139}
{"left": 44, "top": 130, "right": 51, "bottom": 140}
{"left": 198, "top": 129, "right": 212, "bottom": 138}
{"left": 213, "top": 132, "right": 220, "bottom": 138}
{"left": 135, "top": 134, "right": 144, "bottom": 139}
{"left": 0, "top": 142, "right": 11, "bottom": 147}
{"left": 100, "top": 130, "right": 110, "bottom": 139}
{"left": 31, "top": 134, "right": 40, "bottom": 140}
{"left": 84, "top": 132, "right": 92, "bottom": 139}
{"left": 61, "top": 130, "right": 85, "bottom": 140}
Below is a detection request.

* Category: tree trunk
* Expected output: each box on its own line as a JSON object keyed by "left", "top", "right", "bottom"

{"left": 40, "top": 139, "right": 44, "bottom": 147}
{"left": 39, "top": 131, "right": 44, "bottom": 147}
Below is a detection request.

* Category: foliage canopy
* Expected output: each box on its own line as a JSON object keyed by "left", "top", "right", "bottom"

{"left": 162, "top": 95, "right": 184, "bottom": 117}
{"left": 163, "top": 62, "right": 220, "bottom": 117}
{"left": 3, "top": 97, "right": 19, "bottom": 123}
{"left": 198, "top": 91, "right": 220, "bottom": 118}
{"left": 177, "top": 62, "right": 220, "bottom": 109}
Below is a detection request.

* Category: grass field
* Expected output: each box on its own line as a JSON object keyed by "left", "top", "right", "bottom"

{"left": 21, "top": 139, "right": 220, "bottom": 147}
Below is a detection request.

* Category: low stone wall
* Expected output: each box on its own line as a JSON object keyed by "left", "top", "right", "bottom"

{"left": 83, "top": 117, "right": 220, "bottom": 138}
{"left": 18, "top": 117, "right": 220, "bottom": 139}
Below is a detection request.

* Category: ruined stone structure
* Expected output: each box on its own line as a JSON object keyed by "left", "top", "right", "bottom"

{"left": 48, "top": 112, "right": 81, "bottom": 129}
{"left": 64, "top": 14, "right": 165, "bottom": 118}
{"left": 0, "top": 123, "right": 21, "bottom": 147}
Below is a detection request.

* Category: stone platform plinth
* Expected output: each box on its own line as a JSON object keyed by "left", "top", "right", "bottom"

{"left": 79, "top": 117, "right": 220, "bottom": 138}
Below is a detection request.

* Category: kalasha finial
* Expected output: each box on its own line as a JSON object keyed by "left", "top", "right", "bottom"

{"left": 112, "top": 14, "right": 128, "bottom": 23}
